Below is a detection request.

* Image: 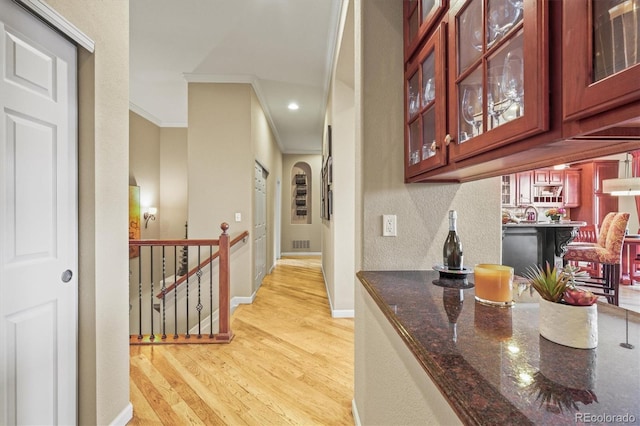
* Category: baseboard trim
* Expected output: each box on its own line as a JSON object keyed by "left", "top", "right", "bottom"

{"left": 332, "top": 309, "right": 355, "bottom": 318}
{"left": 280, "top": 251, "right": 322, "bottom": 256}
{"left": 352, "top": 399, "right": 361, "bottom": 426}
{"left": 322, "top": 265, "right": 355, "bottom": 318}
{"left": 110, "top": 402, "right": 133, "bottom": 426}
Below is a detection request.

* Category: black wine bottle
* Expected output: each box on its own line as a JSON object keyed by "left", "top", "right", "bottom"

{"left": 443, "top": 210, "right": 463, "bottom": 270}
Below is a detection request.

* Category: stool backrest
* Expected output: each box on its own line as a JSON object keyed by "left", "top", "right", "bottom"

{"left": 597, "top": 212, "right": 617, "bottom": 247}
{"left": 605, "top": 212, "right": 630, "bottom": 260}
{"left": 574, "top": 224, "right": 598, "bottom": 243}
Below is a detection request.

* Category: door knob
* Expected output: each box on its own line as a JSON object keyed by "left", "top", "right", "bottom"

{"left": 61, "top": 269, "right": 73, "bottom": 283}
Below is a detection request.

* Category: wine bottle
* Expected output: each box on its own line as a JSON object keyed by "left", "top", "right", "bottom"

{"left": 443, "top": 210, "right": 464, "bottom": 270}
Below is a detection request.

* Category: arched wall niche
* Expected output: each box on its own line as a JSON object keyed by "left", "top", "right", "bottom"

{"left": 291, "top": 162, "right": 312, "bottom": 225}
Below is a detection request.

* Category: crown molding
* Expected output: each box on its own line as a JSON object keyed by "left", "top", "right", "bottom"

{"left": 14, "top": 0, "right": 94, "bottom": 52}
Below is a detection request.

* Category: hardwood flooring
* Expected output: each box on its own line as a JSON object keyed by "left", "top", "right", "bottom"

{"left": 127, "top": 256, "right": 355, "bottom": 425}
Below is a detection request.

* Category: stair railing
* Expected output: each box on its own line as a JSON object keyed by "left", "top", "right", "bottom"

{"left": 129, "top": 222, "right": 248, "bottom": 345}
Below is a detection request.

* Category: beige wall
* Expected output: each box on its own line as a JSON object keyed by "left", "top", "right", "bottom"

{"left": 160, "top": 127, "right": 189, "bottom": 239}
{"left": 251, "top": 90, "right": 283, "bottom": 272}
{"left": 281, "top": 154, "right": 323, "bottom": 253}
{"left": 44, "top": 0, "right": 131, "bottom": 424}
{"left": 323, "top": 0, "right": 357, "bottom": 316}
{"left": 355, "top": 285, "right": 462, "bottom": 425}
{"left": 130, "top": 111, "right": 161, "bottom": 239}
{"left": 353, "top": 0, "right": 501, "bottom": 420}
{"left": 128, "top": 113, "right": 188, "bottom": 334}
{"left": 188, "top": 83, "right": 253, "bottom": 301}
{"left": 188, "top": 82, "right": 282, "bottom": 299}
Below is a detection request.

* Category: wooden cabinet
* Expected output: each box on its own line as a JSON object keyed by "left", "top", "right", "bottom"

{"left": 563, "top": 169, "right": 581, "bottom": 208}
{"left": 534, "top": 170, "right": 563, "bottom": 185}
{"left": 571, "top": 160, "right": 619, "bottom": 227}
{"left": 562, "top": 0, "right": 640, "bottom": 125}
{"left": 516, "top": 171, "right": 532, "bottom": 205}
{"left": 447, "top": 0, "right": 549, "bottom": 162}
{"left": 403, "top": 0, "right": 550, "bottom": 181}
{"left": 507, "top": 168, "right": 580, "bottom": 208}
{"left": 402, "top": 0, "right": 640, "bottom": 183}
{"left": 404, "top": 0, "right": 447, "bottom": 59}
{"left": 405, "top": 25, "right": 448, "bottom": 177}
{"left": 501, "top": 174, "right": 516, "bottom": 206}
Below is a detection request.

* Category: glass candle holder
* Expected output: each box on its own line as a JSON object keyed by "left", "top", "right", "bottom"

{"left": 473, "top": 264, "right": 514, "bottom": 307}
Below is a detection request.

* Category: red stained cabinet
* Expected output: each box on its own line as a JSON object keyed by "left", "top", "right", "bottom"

{"left": 403, "top": 0, "right": 640, "bottom": 183}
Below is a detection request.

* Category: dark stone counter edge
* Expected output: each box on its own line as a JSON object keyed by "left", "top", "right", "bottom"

{"left": 356, "top": 272, "right": 498, "bottom": 424}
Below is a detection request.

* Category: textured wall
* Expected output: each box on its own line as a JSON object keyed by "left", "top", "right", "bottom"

{"left": 354, "top": 286, "right": 462, "bottom": 425}
{"left": 323, "top": 0, "right": 357, "bottom": 315}
{"left": 354, "top": 0, "right": 501, "bottom": 421}
{"left": 45, "top": 0, "right": 131, "bottom": 424}
{"left": 359, "top": 0, "right": 501, "bottom": 271}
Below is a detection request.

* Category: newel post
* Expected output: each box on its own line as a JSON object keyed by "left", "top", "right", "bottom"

{"left": 216, "top": 222, "right": 234, "bottom": 342}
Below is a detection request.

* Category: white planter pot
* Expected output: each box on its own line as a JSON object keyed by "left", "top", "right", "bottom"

{"left": 538, "top": 298, "right": 598, "bottom": 349}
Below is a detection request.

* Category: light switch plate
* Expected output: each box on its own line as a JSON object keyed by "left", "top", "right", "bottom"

{"left": 235, "top": 212, "right": 242, "bottom": 222}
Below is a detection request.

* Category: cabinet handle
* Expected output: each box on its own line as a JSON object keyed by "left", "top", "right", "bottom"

{"left": 430, "top": 140, "right": 438, "bottom": 151}
{"left": 444, "top": 134, "right": 453, "bottom": 145}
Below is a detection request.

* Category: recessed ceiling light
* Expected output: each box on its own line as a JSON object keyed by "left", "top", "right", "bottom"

{"left": 288, "top": 102, "right": 299, "bottom": 110}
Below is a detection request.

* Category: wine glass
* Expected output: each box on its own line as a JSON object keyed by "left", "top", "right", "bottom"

{"left": 488, "top": 0, "right": 523, "bottom": 47}
{"left": 423, "top": 78, "right": 435, "bottom": 105}
{"left": 502, "top": 50, "right": 524, "bottom": 115}
{"left": 461, "top": 85, "right": 483, "bottom": 137}
{"left": 487, "top": 76, "right": 511, "bottom": 128}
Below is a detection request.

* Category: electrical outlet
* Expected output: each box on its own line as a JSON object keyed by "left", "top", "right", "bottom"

{"left": 235, "top": 212, "right": 242, "bottom": 222}
{"left": 382, "top": 214, "right": 397, "bottom": 237}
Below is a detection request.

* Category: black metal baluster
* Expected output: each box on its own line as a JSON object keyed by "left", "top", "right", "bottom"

{"left": 161, "top": 246, "right": 167, "bottom": 340}
{"left": 185, "top": 260, "right": 190, "bottom": 339}
{"left": 196, "top": 246, "right": 203, "bottom": 338}
{"left": 209, "top": 245, "right": 214, "bottom": 338}
{"left": 150, "top": 246, "right": 154, "bottom": 341}
{"left": 174, "top": 248, "right": 178, "bottom": 339}
{"left": 137, "top": 248, "right": 143, "bottom": 340}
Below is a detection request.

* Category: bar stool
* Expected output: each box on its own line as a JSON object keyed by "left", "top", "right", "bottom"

{"left": 566, "top": 223, "right": 600, "bottom": 276}
{"left": 563, "top": 212, "right": 630, "bottom": 305}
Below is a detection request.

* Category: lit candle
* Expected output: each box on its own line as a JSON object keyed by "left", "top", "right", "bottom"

{"left": 473, "top": 264, "right": 514, "bottom": 306}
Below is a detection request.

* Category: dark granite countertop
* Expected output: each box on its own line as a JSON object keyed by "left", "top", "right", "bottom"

{"left": 357, "top": 270, "right": 640, "bottom": 425}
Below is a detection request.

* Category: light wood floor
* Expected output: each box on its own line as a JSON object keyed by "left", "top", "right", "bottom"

{"left": 127, "top": 256, "right": 354, "bottom": 425}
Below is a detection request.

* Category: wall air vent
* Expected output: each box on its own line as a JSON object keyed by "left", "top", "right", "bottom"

{"left": 292, "top": 240, "right": 310, "bottom": 249}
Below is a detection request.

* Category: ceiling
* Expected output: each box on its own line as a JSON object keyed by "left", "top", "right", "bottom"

{"left": 129, "top": 0, "right": 343, "bottom": 154}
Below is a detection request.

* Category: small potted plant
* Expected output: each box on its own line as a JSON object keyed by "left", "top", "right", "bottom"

{"left": 545, "top": 207, "right": 566, "bottom": 222}
{"left": 523, "top": 263, "right": 598, "bottom": 349}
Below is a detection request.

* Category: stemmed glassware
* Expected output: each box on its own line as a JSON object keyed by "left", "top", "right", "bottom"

{"left": 461, "top": 85, "right": 483, "bottom": 138}
{"left": 501, "top": 50, "right": 524, "bottom": 116}
{"left": 487, "top": 0, "right": 524, "bottom": 47}
{"left": 423, "top": 78, "right": 435, "bottom": 106}
{"left": 487, "top": 73, "right": 512, "bottom": 128}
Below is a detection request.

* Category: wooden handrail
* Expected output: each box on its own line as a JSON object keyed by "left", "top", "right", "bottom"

{"left": 129, "top": 222, "right": 249, "bottom": 344}
{"left": 153, "top": 229, "right": 249, "bottom": 298}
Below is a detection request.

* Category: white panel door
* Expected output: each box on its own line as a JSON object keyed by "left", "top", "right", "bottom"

{"left": 254, "top": 163, "right": 267, "bottom": 291}
{"left": 0, "top": 0, "right": 78, "bottom": 424}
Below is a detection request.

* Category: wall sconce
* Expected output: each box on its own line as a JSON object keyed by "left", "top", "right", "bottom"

{"left": 144, "top": 207, "right": 157, "bottom": 228}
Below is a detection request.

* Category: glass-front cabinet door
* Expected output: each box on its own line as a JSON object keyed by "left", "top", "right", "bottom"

{"left": 449, "top": 0, "right": 549, "bottom": 162}
{"left": 404, "top": 0, "right": 447, "bottom": 57}
{"left": 563, "top": 0, "right": 640, "bottom": 121}
{"left": 405, "top": 24, "right": 447, "bottom": 179}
